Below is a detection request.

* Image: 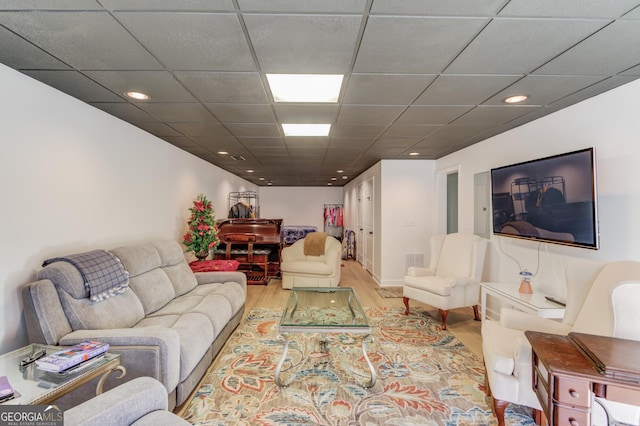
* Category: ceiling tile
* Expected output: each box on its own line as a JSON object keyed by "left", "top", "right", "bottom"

{"left": 274, "top": 104, "right": 339, "bottom": 123}
{"left": 0, "top": 11, "right": 162, "bottom": 69}
{"left": 374, "top": 137, "right": 422, "bottom": 149}
{"left": 139, "top": 103, "right": 215, "bottom": 122}
{"left": 415, "top": 75, "right": 522, "bottom": 105}
{"left": 381, "top": 125, "right": 441, "bottom": 138}
{"left": 498, "top": 0, "right": 640, "bottom": 18}
{"left": 343, "top": 74, "right": 435, "bottom": 105}
{"left": 238, "top": 137, "right": 285, "bottom": 147}
{"left": 162, "top": 136, "right": 198, "bottom": 148}
{"left": 90, "top": 102, "right": 158, "bottom": 123}
{"left": 225, "top": 123, "right": 281, "bottom": 137}
{"left": 484, "top": 75, "right": 607, "bottom": 106}
{"left": 170, "top": 122, "right": 232, "bottom": 137}
{"left": 114, "top": 12, "right": 256, "bottom": 71}
{"left": 395, "top": 106, "right": 473, "bottom": 125}
{"left": 337, "top": 105, "right": 406, "bottom": 125}
{"left": 371, "top": 0, "right": 508, "bottom": 15}
{"left": 22, "top": 70, "right": 122, "bottom": 102}
{"left": 548, "top": 75, "right": 640, "bottom": 109}
{"left": 621, "top": 64, "right": 640, "bottom": 75}
{"left": 0, "top": 0, "right": 101, "bottom": 10}
{"left": 331, "top": 124, "right": 386, "bottom": 138}
{"left": 238, "top": 0, "right": 367, "bottom": 13}
{"left": 243, "top": 14, "right": 362, "bottom": 73}
{"left": 0, "top": 25, "right": 69, "bottom": 69}
{"left": 101, "top": 0, "right": 234, "bottom": 11}
{"left": 450, "top": 105, "right": 539, "bottom": 126}
{"left": 134, "top": 122, "right": 184, "bottom": 137}
{"left": 534, "top": 20, "right": 640, "bottom": 76}
{"left": 354, "top": 16, "right": 488, "bottom": 73}
{"left": 175, "top": 72, "right": 269, "bottom": 103}
{"left": 246, "top": 146, "right": 289, "bottom": 156}
{"left": 206, "top": 104, "right": 276, "bottom": 123}
{"left": 85, "top": 71, "right": 197, "bottom": 102}
{"left": 446, "top": 18, "right": 609, "bottom": 74}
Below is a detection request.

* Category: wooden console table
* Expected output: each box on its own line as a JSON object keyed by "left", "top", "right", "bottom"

{"left": 480, "top": 282, "right": 565, "bottom": 321}
{"left": 525, "top": 331, "right": 640, "bottom": 425}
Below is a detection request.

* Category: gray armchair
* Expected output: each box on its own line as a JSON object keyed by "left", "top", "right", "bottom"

{"left": 65, "top": 377, "right": 189, "bottom": 426}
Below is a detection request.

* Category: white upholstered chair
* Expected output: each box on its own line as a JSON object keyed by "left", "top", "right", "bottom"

{"left": 280, "top": 234, "right": 342, "bottom": 289}
{"left": 482, "top": 260, "right": 640, "bottom": 426}
{"left": 402, "top": 233, "right": 488, "bottom": 329}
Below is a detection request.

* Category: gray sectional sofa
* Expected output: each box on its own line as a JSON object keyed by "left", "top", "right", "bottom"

{"left": 21, "top": 240, "right": 246, "bottom": 409}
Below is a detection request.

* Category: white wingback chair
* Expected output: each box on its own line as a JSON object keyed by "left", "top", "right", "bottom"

{"left": 403, "top": 233, "right": 488, "bottom": 329}
{"left": 482, "top": 260, "right": 640, "bottom": 426}
{"left": 280, "top": 235, "right": 342, "bottom": 289}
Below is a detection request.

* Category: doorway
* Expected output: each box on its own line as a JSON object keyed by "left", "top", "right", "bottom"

{"left": 447, "top": 172, "right": 458, "bottom": 234}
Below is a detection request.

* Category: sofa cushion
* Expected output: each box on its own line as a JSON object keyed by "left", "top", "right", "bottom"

{"left": 404, "top": 275, "right": 455, "bottom": 296}
{"left": 128, "top": 268, "right": 176, "bottom": 315}
{"left": 280, "top": 260, "right": 333, "bottom": 275}
{"left": 154, "top": 241, "right": 198, "bottom": 296}
{"left": 135, "top": 312, "right": 214, "bottom": 382}
{"left": 58, "top": 288, "right": 145, "bottom": 330}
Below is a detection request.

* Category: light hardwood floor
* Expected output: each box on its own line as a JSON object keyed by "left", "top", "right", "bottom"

{"left": 245, "top": 259, "right": 483, "bottom": 359}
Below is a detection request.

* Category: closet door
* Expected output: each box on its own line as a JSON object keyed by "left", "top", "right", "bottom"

{"left": 364, "top": 177, "right": 374, "bottom": 273}
{"left": 357, "top": 184, "right": 364, "bottom": 265}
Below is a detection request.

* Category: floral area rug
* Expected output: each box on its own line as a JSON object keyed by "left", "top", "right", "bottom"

{"left": 376, "top": 286, "right": 404, "bottom": 298}
{"left": 182, "top": 307, "right": 534, "bottom": 425}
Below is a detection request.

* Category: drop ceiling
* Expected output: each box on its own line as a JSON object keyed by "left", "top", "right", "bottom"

{"left": 1, "top": 0, "right": 639, "bottom": 186}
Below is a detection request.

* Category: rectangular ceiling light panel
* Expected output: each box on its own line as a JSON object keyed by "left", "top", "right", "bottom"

{"left": 282, "top": 123, "right": 331, "bottom": 136}
{"left": 267, "top": 74, "right": 343, "bottom": 103}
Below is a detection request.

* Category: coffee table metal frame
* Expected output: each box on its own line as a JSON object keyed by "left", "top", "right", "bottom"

{"left": 275, "top": 287, "right": 376, "bottom": 388}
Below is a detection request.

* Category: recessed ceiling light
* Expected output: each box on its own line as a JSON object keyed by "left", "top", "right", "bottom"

{"left": 503, "top": 94, "right": 528, "bottom": 104}
{"left": 267, "top": 74, "right": 343, "bottom": 103}
{"left": 409, "top": 152, "right": 420, "bottom": 156}
{"left": 331, "top": 177, "right": 337, "bottom": 181}
{"left": 337, "top": 169, "right": 344, "bottom": 173}
{"left": 247, "top": 169, "right": 254, "bottom": 173}
{"left": 282, "top": 123, "right": 331, "bottom": 137}
{"left": 217, "top": 151, "right": 229, "bottom": 155}
{"left": 342, "top": 176, "right": 348, "bottom": 179}
{"left": 259, "top": 177, "right": 265, "bottom": 181}
{"left": 327, "top": 182, "right": 333, "bottom": 186}
{"left": 124, "top": 90, "right": 150, "bottom": 100}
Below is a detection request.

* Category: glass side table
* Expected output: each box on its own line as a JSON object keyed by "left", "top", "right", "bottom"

{"left": 0, "top": 343, "right": 125, "bottom": 405}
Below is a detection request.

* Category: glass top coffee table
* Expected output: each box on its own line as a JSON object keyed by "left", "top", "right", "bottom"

{"left": 275, "top": 287, "right": 376, "bottom": 388}
{"left": 0, "top": 343, "right": 124, "bottom": 405}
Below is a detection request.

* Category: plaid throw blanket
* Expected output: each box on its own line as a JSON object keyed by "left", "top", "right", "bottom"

{"left": 42, "top": 250, "right": 129, "bottom": 302}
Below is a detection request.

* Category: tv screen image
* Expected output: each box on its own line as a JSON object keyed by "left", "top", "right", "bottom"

{"left": 490, "top": 148, "right": 599, "bottom": 249}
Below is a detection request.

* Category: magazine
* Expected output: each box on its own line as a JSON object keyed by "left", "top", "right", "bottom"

{"left": 35, "top": 341, "right": 109, "bottom": 373}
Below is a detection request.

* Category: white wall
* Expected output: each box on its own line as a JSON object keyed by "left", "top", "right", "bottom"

{"left": 343, "top": 160, "right": 436, "bottom": 285}
{"left": 259, "top": 186, "right": 343, "bottom": 231}
{"left": 0, "top": 65, "right": 257, "bottom": 352}
{"left": 436, "top": 78, "right": 640, "bottom": 299}
{"left": 380, "top": 160, "right": 436, "bottom": 285}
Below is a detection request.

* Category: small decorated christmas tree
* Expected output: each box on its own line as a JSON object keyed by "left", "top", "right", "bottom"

{"left": 183, "top": 193, "right": 220, "bottom": 260}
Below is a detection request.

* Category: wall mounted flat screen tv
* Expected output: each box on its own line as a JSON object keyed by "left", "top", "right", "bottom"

{"left": 491, "top": 148, "right": 599, "bottom": 249}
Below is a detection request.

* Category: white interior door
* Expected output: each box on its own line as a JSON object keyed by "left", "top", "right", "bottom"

{"left": 357, "top": 184, "right": 364, "bottom": 264}
{"left": 364, "top": 178, "right": 374, "bottom": 273}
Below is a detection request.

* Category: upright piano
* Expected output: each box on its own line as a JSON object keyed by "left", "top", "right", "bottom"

{"left": 214, "top": 218, "right": 283, "bottom": 285}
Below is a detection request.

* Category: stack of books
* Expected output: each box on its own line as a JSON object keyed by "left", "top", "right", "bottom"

{"left": 35, "top": 341, "right": 109, "bottom": 373}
